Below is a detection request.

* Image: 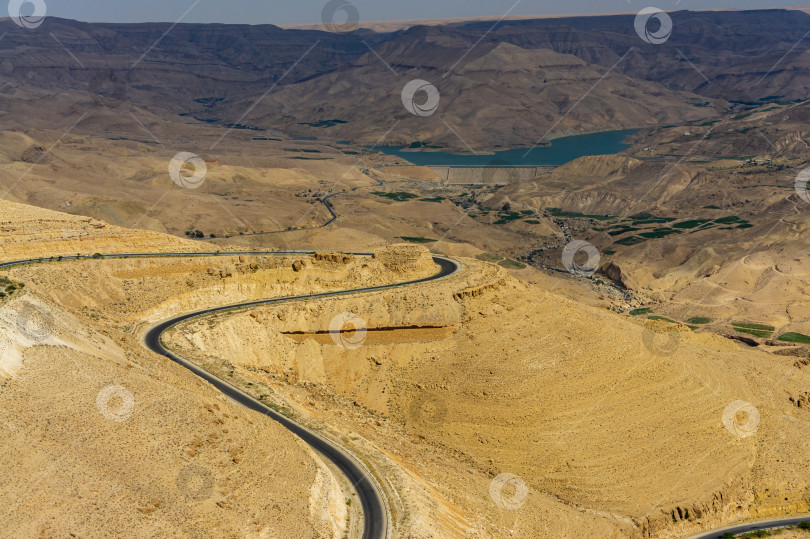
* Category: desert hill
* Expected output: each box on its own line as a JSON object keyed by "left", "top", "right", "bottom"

{"left": 1, "top": 196, "right": 806, "bottom": 537}
{"left": 453, "top": 9, "right": 810, "bottom": 102}
{"left": 238, "top": 40, "right": 714, "bottom": 149}
{"left": 163, "top": 233, "right": 810, "bottom": 538}
{"left": 3, "top": 10, "right": 810, "bottom": 149}
{"left": 0, "top": 200, "right": 356, "bottom": 538}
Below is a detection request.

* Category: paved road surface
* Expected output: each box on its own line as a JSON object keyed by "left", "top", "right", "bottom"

{"left": 685, "top": 516, "right": 810, "bottom": 538}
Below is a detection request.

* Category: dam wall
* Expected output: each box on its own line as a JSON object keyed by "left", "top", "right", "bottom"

{"left": 428, "top": 166, "right": 555, "bottom": 185}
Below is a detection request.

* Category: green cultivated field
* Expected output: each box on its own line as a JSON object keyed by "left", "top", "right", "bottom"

{"left": 732, "top": 322, "right": 775, "bottom": 338}
{"left": 399, "top": 236, "right": 437, "bottom": 244}
{"left": 777, "top": 332, "right": 810, "bottom": 344}
{"left": 687, "top": 317, "right": 712, "bottom": 324}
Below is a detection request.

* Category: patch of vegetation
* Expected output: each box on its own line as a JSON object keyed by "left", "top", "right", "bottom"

{"left": 714, "top": 215, "right": 742, "bottom": 224}
{"left": 372, "top": 191, "right": 419, "bottom": 202}
{"left": 283, "top": 148, "right": 322, "bottom": 153}
{"left": 736, "top": 223, "right": 754, "bottom": 229}
{"left": 298, "top": 119, "right": 347, "bottom": 128}
{"left": 648, "top": 315, "right": 677, "bottom": 323}
{"left": 614, "top": 236, "right": 647, "bottom": 246}
{"left": 475, "top": 253, "right": 503, "bottom": 263}
{"left": 0, "top": 277, "right": 17, "bottom": 300}
{"left": 733, "top": 327, "right": 773, "bottom": 338}
{"left": 524, "top": 219, "right": 541, "bottom": 224}
{"left": 777, "top": 332, "right": 810, "bottom": 344}
{"left": 185, "top": 229, "right": 205, "bottom": 238}
{"left": 602, "top": 248, "right": 616, "bottom": 255}
{"left": 608, "top": 227, "right": 639, "bottom": 236}
{"left": 672, "top": 219, "right": 712, "bottom": 229}
{"left": 224, "top": 123, "right": 264, "bottom": 131}
{"left": 493, "top": 211, "right": 525, "bottom": 225}
{"left": 547, "top": 207, "right": 614, "bottom": 221}
{"left": 399, "top": 236, "right": 437, "bottom": 244}
{"left": 731, "top": 322, "right": 776, "bottom": 339}
{"left": 194, "top": 97, "right": 224, "bottom": 105}
{"left": 639, "top": 228, "right": 681, "bottom": 239}
{"left": 420, "top": 196, "right": 446, "bottom": 203}
{"left": 732, "top": 322, "right": 775, "bottom": 331}
{"left": 687, "top": 317, "right": 712, "bottom": 324}
{"left": 407, "top": 141, "right": 443, "bottom": 149}
{"left": 498, "top": 258, "right": 526, "bottom": 270}
{"left": 629, "top": 307, "right": 651, "bottom": 316}
{"left": 252, "top": 137, "right": 281, "bottom": 141}
{"left": 704, "top": 205, "right": 722, "bottom": 209}
{"left": 631, "top": 217, "right": 677, "bottom": 225}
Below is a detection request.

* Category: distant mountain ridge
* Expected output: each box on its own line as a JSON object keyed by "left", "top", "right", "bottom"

{"left": 0, "top": 10, "right": 808, "bottom": 149}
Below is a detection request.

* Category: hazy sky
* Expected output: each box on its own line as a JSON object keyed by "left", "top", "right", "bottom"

{"left": 39, "top": 0, "right": 801, "bottom": 25}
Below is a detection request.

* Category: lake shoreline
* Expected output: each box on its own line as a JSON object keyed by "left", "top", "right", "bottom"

{"left": 370, "top": 128, "right": 640, "bottom": 167}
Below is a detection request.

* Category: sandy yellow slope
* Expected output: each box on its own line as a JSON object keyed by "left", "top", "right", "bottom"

{"left": 0, "top": 200, "right": 351, "bottom": 538}
{"left": 166, "top": 258, "right": 810, "bottom": 538}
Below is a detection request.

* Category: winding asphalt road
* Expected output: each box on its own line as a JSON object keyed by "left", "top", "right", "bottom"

{"left": 0, "top": 250, "right": 459, "bottom": 539}
{"left": 686, "top": 516, "right": 810, "bottom": 538}
{"left": 9, "top": 252, "right": 806, "bottom": 538}
{"left": 213, "top": 167, "right": 384, "bottom": 239}
{"left": 145, "top": 252, "right": 459, "bottom": 539}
